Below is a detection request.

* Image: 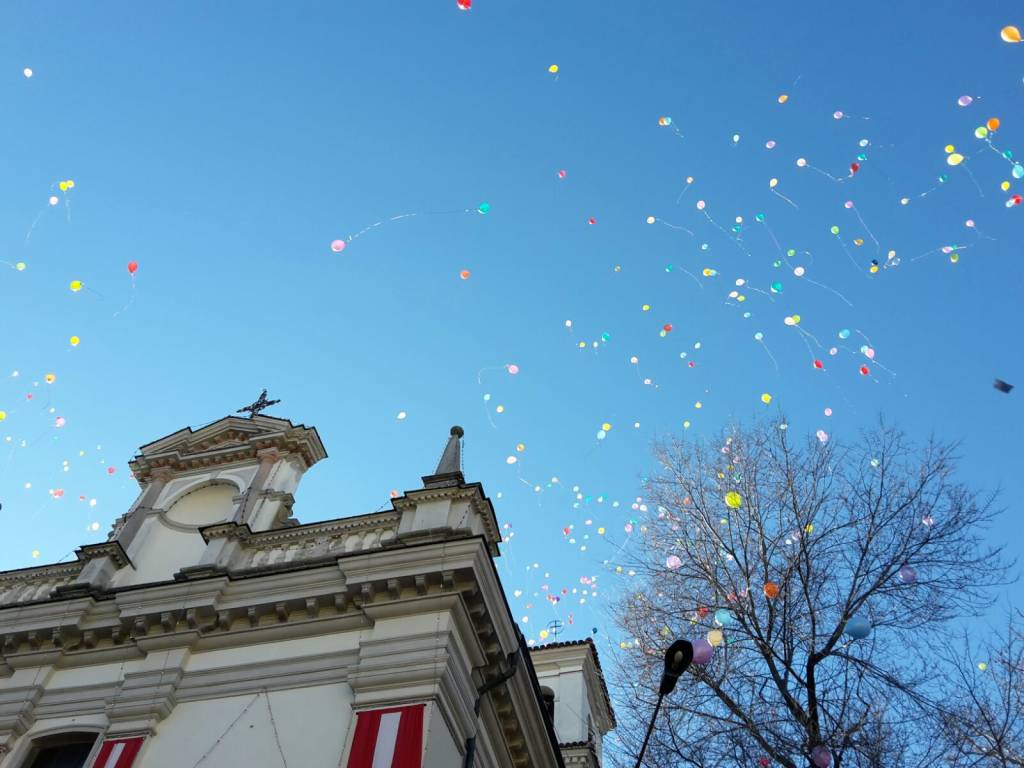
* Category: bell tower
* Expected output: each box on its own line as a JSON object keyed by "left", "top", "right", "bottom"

{"left": 62, "top": 410, "right": 326, "bottom": 594}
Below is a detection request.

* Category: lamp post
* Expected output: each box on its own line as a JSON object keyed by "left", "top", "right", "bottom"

{"left": 634, "top": 639, "right": 693, "bottom": 768}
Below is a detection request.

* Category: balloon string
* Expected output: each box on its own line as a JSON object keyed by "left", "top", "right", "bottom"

{"left": 770, "top": 188, "right": 799, "bottom": 210}
{"left": 756, "top": 339, "right": 780, "bottom": 375}
{"left": 112, "top": 276, "right": 136, "bottom": 319}
{"left": 675, "top": 181, "right": 694, "bottom": 205}
{"left": 654, "top": 218, "right": 694, "bottom": 236}
{"left": 799, "top": 275, "right": 854, "bottom": 307}
{"left": 834, "top": 234, "right": 866, "bottom": 276}
{"left": 849, "top": 207, "right": 880, "bottom": 253}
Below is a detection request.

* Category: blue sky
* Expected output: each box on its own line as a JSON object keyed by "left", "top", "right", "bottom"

{"left": 0, "top": 0, "right": 1021, "bottom": 646}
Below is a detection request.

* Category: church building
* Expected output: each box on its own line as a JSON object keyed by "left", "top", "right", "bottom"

{"left": 0, "top": 407, "right": 614, "bottom": 767}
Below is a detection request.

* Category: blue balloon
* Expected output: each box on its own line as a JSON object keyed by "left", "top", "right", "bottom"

{"left": 845, "top": 615, "right": 871, "bottom": 640}
{"left": 714, "top": 608, "right": 734, "bottom": 627}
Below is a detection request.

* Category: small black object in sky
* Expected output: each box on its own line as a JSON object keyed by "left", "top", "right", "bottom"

{"left": 994, "top": 379, "right": 1014, "bottom": 394}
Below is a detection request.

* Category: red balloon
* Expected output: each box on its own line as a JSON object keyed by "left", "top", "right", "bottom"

{"left": 850, "top": 162, "right": 860, "bottom": 174}
{"left": 663, "top": 323, "right": 673, "bottom": 332}
{"left": 860, "top": 365, "right": 870, "bottom": 376}
{"left": 457, "top": 0, "right": 471, "bottom": 8}
{"left": 587, "top": 217, "right": 597, "bottom": 225}
{"left": 127, "top": 261, "right": 138, "bottom": 274}
{"left": 813, "top": 359, "right": 824, "bottom": 369}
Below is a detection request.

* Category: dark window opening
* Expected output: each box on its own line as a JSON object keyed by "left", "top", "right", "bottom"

{"left": 25, "top": 733, "right": 97, "bottom": 768}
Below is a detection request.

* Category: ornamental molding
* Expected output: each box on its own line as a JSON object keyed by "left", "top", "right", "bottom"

{"left": 129, "top": 416, "right": 326, "bottom": 483}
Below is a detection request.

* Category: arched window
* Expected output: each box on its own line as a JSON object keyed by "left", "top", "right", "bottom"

{"left": 21, "top": 732, "right": 97, "bottom": 768}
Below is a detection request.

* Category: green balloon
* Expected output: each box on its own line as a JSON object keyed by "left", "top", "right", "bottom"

{"left": 478, "top": 202, "right": 491, "bottom": 214}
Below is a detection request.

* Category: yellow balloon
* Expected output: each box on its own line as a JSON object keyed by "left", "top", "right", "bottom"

{"left": 725, "top": 491, "right": 743, "bottom": 509}
{"left": 66, "top": 180, "right": 74, "bottom": 188}
{"left": 945, "top": 144, "right": 955, "bottom": 154}
{"left": 1001, "top": 25, "right": 1022, "bottom": 43}
{"left": 69, "top": 336, "right": 80, "bottom": 347}
{"left": 601, "top": 423, "right": 612, "bottom": 431}
{"left": 539, "top": 629, "right": 549, "bottom": 640}
{"left": 1002, "top": 181, "right": 1011, "bottom": 191}
{"left": 947, "top": 153, "right": 964, "bottom": 166}
{"left": 777, "top": 94, "right": 789, "bottom": 104}
{"left": 708, "top": 629, "right": 724, "bottom": 646}
{"left": 791, "top": 314, "right": 801, "bottom": 324}
{"left": 769, "top": 177, "right": 778, "bottom": 188}
{"left": 646, "top": 216, "right": 656, "bottom": 224}
{"left": 15, "top": 262, "right": 26, "bottom": 271}
{"left": 69, "top": 280, "right": 82, "bottom": 292}
{"left": 45, "top": 374, "right": 56, "bottom": 384}
{"left": 0, "top": 411, "right": 6, "bottom": 422}
{"left": 548, "top": 64, "right": 559, "bottom": 74}
{"left": 761, "top": 393, "right": 772, "bottom": 404}
{"left": 58, "top": 181, "right": 68, "bottom": 192}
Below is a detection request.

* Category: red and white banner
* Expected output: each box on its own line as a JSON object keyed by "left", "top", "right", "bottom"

{"left": 89, "top": 736, "right": 145, "bottom": 768}
{"left": 346, "top": 704, "right": 425, "bottom": 768}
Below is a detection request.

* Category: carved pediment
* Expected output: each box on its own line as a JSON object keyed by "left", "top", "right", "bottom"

{"left": 130, "top": 415, "right": 327, "bottom": 483}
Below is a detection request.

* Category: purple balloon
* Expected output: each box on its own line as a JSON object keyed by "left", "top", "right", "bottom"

{"left": 899, "top": 565, "right": 917, "bottom": 584}
{"left": 692, "top": 639, "right": 714, "bottom": 665}
{"left": 811, "top": 746, "right": 832, "bottom": 768}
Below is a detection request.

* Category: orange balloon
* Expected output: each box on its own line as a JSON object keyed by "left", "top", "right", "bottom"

{"left": 987, "top": 117, "right": 1001, "bottom": 132}
{"left": 763, "top": 582, "right": 780, "bottom": 599}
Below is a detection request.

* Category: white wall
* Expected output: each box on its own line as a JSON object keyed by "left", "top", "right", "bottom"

{"left": 139, "top": 684, "right": 352, "bottom": 768}
{"left": 422, "top": 703, "right": 462, "bottom": 768}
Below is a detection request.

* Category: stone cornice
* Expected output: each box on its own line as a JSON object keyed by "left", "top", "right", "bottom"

{"left": 76, "top": 541, "right": 132, "bottom": 570}
{"left": 393, "top": 483, "right": 502, "bottom": 555}
{"left": 129, "top": 416, "right": 326, "bottom": 483}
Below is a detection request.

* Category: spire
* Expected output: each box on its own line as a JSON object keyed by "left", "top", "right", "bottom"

{"left": 422, "top": 425, "right": 465, "bottom": 489}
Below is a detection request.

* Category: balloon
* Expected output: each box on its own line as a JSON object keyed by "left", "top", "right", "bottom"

{"left": 666, "top": 555, "right": 682, "bottom": 570}
{"left": 658, "top": 116, "right": 672, "bottom": 126}
{"left": 459, "top": 269, "right": 471, "bottom": 280}
{"left": 958, "top": 95, "right": 973, "bottom": 107}
{"left": 987, "top": 117, "right": 1001, "bottom": 132}
{"left": 477, "top": 202, "right": 491, "bottom": 214}
{"left": 761, "top": 393, "right": 772, "bottom": 404}
{"left": 811, "top": 746, "right": 832, "bottom": 768}
{"left": 0, "top": 411, "right": 6, "bottom": 422}
{"left": 506, "top": 456, "right": 517, "bottom": 465}
{"left": 548, "top": 64, "right": 559, "bottom": 74}
{"left": 763, "top": 582, "right": 780, "bottom": 598}
{"left": 765, "top": 140, "right": 776, "bottom": 149}
{"left": 127, "top": 260, "right": 138, "bottom": 274}
{"left": 707, "top": 629, "right": 724, "bottom": 646}
{"left": 813, "top": 360, "right": 824, "bottom": 369}
{"left": 830, "top": 225, "right": 840, "bottom": 235}
{"left": 839, "top": 328, "right": 851, "bottom": 339}
{"left": 714, "top": 608, "right": 733, "bottom": 626}
{"left": 849, "top": 162, "right": 860, "bottom": 174}
{"left": 662, "top": 323, "right": 673, "bottom": 333}
{"left": 70, "top": 336, "right": 80, "bottom": 347}
{"left": 796, "top": 158, "right": 807, "bottom": 167}
{"left": 457, "top": 0, "right": 471, "bottom": 8}
{"left": 778, "top": 94, "right": 788, "bottom": 104}
{"left": 899, "top": 565, "right": 917, "bottom": 583}
{"left": 69, "top": 280, "right": 83, "bottom": 292}
{"left": 724, "top": 491, "right": 742, "bottom": 509}
{"left": 770, "top": 281, "right": 782, "bottom": 293}
{"left": 860, "top": 365, "right": 870, "bottom": 376}
{"left": 23, "top": 67, "right": 33, "bottom": 78}
{"left": 45, "top": 373, "right": 56, "bottom": 384}
{"left": 601, "top": 422, "right": 612, "bottom": 431}
{"left": 330, "top": 239, "right": 346, "bottom": 253}
{"left": 769, "top": 177, "right": 778, "bottom": 188}
{"left": 833, "top": 111, "right": 844, "bottom": 120}
{"left": 506, "top": 364, "right": 519, "bottom": 375}
{"left": 1013, "top": 164, "right": 1024, "bottom": 179}
{"left": 557, "top": 169, "right": 567, "bottom": 178}
{"left": 587, "top": 217, "right": 597, "bottom": 225}
{"left": 1001, "top": 25, "right": 1022, "bottom": 43}
{"left": 845, "top": 615, "right": 871, "bottom": 640}
{"left": 48, "top": 196, "right": 58, "bottom": 206}
{"left": 691, "top": 639, "right": 714, "bottom": 664}
{"left": 975, "top": 126, "right": 989, "bottom": 139}
{"left": 55, "top": 416, "right": 66, "bottom": 428}
{"left": 15, "top": 262, "right": 26, "bottom": 271}
{"left": 696, "top": 200, "right": 706, "bottom": 210}
{"left": 947, "top": 153, "right": 964, "bottom": 166}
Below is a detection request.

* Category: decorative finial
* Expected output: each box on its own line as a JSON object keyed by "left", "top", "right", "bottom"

{"left": 236, "top": 389, "right": 281, "bottom": 419}
{"left": 422, "top": 424, "right": 465, "bottom": 489}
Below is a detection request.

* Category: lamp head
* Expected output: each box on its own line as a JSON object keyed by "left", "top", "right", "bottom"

{"left": 659, "top": 639, "right": 694, "bottom": 695}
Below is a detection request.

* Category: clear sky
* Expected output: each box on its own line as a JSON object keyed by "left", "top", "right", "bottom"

{"left": 0, "top": 0, "right": 1021, "bottom": 648}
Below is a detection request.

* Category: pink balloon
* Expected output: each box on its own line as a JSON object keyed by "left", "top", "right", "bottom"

{"left": 696, "top": 200, "right": 706, "bottom": 210}
{"left": 55, "top": 416, "right": 66, "bottom": 428}
{"left": 666, "top": 555, "right": 682, "bottom": 570}
{"left": 844, "top": 200, "right": 854, "bottom": 209}
{"left": 557, "top": 169, "right": 567, "bottom": 179}
{"left": 506, "top": 364, "right": 520, "bottom": 375}
{"left": 957, "top": 95, "right": 973, "bottom": 107}
{"left": 330, "top": 239, "right": 346, "bottom": 253}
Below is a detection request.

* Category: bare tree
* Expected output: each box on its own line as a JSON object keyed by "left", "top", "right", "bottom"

{"left": 610, "top": 421, "right": 1010, "bottom": 768}
{"left": 934, "top": 613, "right": 1024, "bottom": 766}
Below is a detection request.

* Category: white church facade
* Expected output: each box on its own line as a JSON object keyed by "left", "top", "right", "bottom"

{"left": 0, "top": 410, "right": 613, "bottom": 767}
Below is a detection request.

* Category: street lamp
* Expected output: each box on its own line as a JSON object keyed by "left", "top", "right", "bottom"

{"left": 634, "top": 639, "right": 693, "bottom": 768}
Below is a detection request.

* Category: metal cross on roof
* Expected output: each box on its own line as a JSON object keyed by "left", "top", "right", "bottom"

{"left": 236, "top": 389, "right": 280, "bottom": 419}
